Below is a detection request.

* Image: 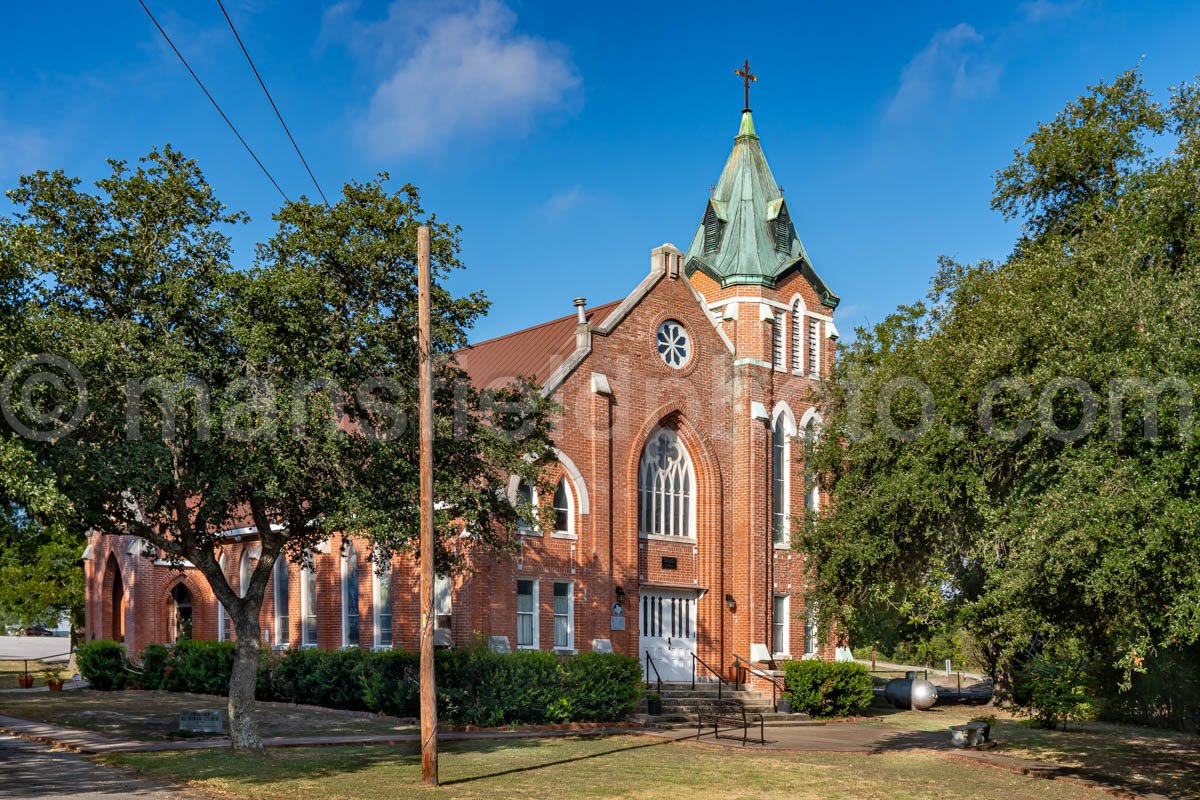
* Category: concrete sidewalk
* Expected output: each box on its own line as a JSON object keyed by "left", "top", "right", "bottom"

{"left": 0, "top": 713, "right": 636, "bottom": 755}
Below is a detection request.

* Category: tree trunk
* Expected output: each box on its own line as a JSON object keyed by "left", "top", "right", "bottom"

{"left": 229, "top": 612, "right": 264, "bottom": 752}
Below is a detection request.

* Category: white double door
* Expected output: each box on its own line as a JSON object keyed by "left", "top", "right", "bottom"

{"left": 639, "top": 589, "right": 697, "bottom": 682}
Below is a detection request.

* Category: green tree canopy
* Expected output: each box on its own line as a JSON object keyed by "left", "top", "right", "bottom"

{"left": 1, "top": 147, "right": 555, "bottom": 748}
{"left": 801, "top": 70, "right": 1200, "bottom": 703}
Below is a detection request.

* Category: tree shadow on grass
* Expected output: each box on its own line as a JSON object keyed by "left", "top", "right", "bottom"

{"left": 439, "top": 736, "right": 674, "bottom": 786}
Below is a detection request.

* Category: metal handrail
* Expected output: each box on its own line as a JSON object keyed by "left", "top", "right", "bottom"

{"left": 691, "top": 651, "right": 727, "bottom": 699}
{"left": 644, "top": 651, "right": 662, "bottom": 694}
{"left": 733, "top": 653, "right": 785, "bottom": 706}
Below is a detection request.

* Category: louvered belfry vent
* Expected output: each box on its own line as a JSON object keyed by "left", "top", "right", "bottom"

{"left": 703, "top": 203, "right": 722, "bottom": 254}
{"left": 774, "top": 203, "right": 791, "bottom": 253}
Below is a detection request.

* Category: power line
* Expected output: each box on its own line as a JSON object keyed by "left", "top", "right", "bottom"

{"left": 136, "top": 0, "right": 290, "bottom": 203}
{"left": 216, "top": 0, "right": 330, "bottom": 207}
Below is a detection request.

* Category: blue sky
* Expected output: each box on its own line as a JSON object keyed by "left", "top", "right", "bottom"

{"left": 2, "top": 1, "right": 1198, "bottom": 342}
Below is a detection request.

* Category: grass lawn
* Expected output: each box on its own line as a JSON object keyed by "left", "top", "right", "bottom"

{"left": 0, "top": 689, "right": 416, "bottom": 740}
{"left": 874, "top": 705, "right": 1200, "bottom": 798}
{"left": 0, "top": 661, "right": 30, "bottom": 689}
{"left": 102, "top": 736, "right": 1106, "bottom": 800}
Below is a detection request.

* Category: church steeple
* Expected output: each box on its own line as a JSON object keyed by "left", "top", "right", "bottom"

{"left": 684, "top": 90, "right": 839, "bottom": 307}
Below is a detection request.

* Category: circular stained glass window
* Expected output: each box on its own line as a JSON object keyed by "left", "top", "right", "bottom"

{"left": 656, "top": 320, "right": 690, "bottom": 368}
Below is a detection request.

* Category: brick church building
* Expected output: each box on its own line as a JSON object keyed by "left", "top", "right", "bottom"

{"left": 83, "top": 106, "right": 841, "bottom": 683}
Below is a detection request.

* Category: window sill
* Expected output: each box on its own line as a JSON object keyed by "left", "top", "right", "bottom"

{"left": 372, "top": 644, "right": 392, "bottom": 652}
{"left": 551, "top": 531, "right": 577, "bottom": 540}
{"left": 554, "top": 647, "right": 577, "bottom": 656}
{"left": 773, "top": 543, "right": 790, "bottom": 551}
{"left": 300, "top": 643, "right": 318, "bottom": 649}
{"left": 272, "top": 644, "right": 291, "bottom": 652}
{"left": 517, "top": 645, "right": 539, "bottom": 651}
{"left": 517, "top": 530, "right": 542, "bottom": 538}
{"left": 639, "top": 533, "right": 697, "bottom": 544}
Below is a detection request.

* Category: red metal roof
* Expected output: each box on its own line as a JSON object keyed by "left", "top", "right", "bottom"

{"left": 456, "top": 300, "right": 622, "bottom": 391}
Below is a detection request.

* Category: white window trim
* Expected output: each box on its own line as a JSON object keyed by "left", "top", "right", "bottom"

{"left": 517, "top": 578, "right": 539, "bottom": 650}
{"left": 551, "top": 478, "right": 576, "bottom": 539}
{"left": 772, "top": 404, "right": 797, "bottom": 548}
{"left": 217, "top": 553, "right": 230, "bottom": 642}
{"left": 341, "top": 542, "right": 358, "bottom": 649}
{"left": 273, "top": 558, "right": 290, "bottom": 648}
{"left": 515, "top": 480, "right": 541, "bottom": 537}
{"left": 300, "top": 555, "right": 317, "bottom": 648}
{"left": 238, "top": 551, "right": 252, "bottom": 599}
{"left": 637, "top": 427, "right": 698, "bottom": 540}
{"left": 771, "top": 310, "right": 786, "bottom": 372}
{"left": 553, "top": 581, "right": 574, "bottom": 653}
{"left": 804, "top": 601, "right": 819, "bottom": 657}
{"left": 773, "top": 594, "right": 791, "bottom": 659}
{"left": 372, "top": 560, "right": 393, "bottom": 650}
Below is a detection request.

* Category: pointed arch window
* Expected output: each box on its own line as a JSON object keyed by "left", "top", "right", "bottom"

{"left": 238, "top": 550, "right": 252, "bottom": 599}
{"left": 804, "top": 418, "right": 820, "bottom": 514}
{"left": 790, "top": 301, "right": 804, "bottom": 373}
{"left": 772, "top": 415, "right": 790, "bottom": 546}
{"left": 373, "top": 556, "right": 392, "bottom": 649}
{"left": 772, "top": 311, "right": 785, "bottom": 370}
{"left": 638, "top": 427, "right": 696, "bottom": 538}
{"left": 301, "top": 553, "right": 318, "bottom": 647}
{"left": 341, "top": 542, "right": 360, "bottom": 648}
{"left": 273, "top": 558, "right": 290, "bottom": 648}
{"left": 217, "top": 554, "right": 231, "bottom": 642}
{"left": 552, "top": 479, "right": 574, "bottom": 537}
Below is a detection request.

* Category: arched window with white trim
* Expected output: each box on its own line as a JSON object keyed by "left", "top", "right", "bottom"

{"left": 273, "top": 557, "right": 290, "bottom": 647}
{"left": 804, "top": 417, "right": 821, "bottom": 514}
{"left": 217, "top": 553, "right": 231, "bottom": 641}
{"left": 772, "top": 415, "right": 790, "bottom": 546}
{"left": 238, "top": 550, "right": 251, "bottom": 599}
{"left": 638, "top": 427, "right": 696, "bottom": 538}
{"left": 515, "top": 480, "right": 538, "bottom": 535}
{"left": 341, "top": 541, "right": 360, "bottom": 648}
{"left": 552, "top": 479, "right": 573, "bottom": 537}
{"left": 373, "top": 556, "right": 392, "bottom": 649}
{"left": 790, "top": 299, "right": 804, "bottom": 373}
{"left": 300, "top": 551, "right": 317, "bottom": 647}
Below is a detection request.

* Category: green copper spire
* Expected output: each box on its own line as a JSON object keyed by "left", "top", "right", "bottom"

{"left": 684, "top": 111, "right": 840, "bottom": 307}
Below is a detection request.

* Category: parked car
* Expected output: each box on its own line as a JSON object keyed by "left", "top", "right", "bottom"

{"left": 22, "top": 625, "right": 52, "bottom": 636}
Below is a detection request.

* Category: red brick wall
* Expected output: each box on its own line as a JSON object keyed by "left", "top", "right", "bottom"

{"left": 83, "top": 250, "right": 840, "bottom": 680}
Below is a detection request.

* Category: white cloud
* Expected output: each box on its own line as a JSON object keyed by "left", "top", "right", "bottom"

{"left": 885, "top": 23, "right": 1002, "bottom": 122}
{"left": 328, "top": 0, "right": 581, "bottom": 158}
{"left": 540, "top": 185, "right": 583, "bottom": 218}
{"left": 1019, "top": 0, "right": 1084, "bottom": 23}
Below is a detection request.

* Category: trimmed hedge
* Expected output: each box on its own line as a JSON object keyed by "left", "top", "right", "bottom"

{"left": 75, "top": 640, "right": 129, "bottom": 690}
{"left": 782, "top": 660, "right": 874, "bottom": 718}
{"left": 80, "top": 639, "right": 641, "bottom": 726}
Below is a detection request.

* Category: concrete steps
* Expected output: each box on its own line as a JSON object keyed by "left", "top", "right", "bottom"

{"left": 639, "top": 681, "right": 814, "bottom": 729}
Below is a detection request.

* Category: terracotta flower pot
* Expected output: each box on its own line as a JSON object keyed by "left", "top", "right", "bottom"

{"left": 47, "top": 679, "right": 65, "bottom": 692}
{"left": 17, "top": 675, "right": 34, "bottom": 689}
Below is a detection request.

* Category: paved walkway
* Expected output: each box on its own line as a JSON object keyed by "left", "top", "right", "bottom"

{"left": 0, "top": 734, "right": 186, "bottom": 799}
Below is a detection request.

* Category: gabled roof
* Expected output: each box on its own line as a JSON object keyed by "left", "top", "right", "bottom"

{"left": 457, "top": 300, "right": 622, "bottom": 390}
{"left": 684, "top": 111, "right": 840, "bottom": 308}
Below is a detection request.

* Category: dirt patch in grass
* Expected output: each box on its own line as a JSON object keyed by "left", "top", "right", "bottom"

{"left": 0, "top": 690, "right": 415, "bottom": 741}
{"left": 102, "top": 736, "right": 1109, "bottom": 800}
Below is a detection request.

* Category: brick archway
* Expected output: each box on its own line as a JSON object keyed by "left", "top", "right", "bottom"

{"left": 101, "top": 553, "right": 125, "bottom": 642}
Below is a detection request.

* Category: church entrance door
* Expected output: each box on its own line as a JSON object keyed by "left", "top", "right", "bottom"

{"left": 639, "top": 589, "right": 696, "bottom": 682}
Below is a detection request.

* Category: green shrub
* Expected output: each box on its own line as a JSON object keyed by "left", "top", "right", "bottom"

{"left": 783, "top": 660, "right": 874, "bottom": 718}
{"left": 562, "top": 652, "right": 643, "bottom": 722}
{"left": 1011, "top": 655, "right": 1096, "bottom": 730}
{"left": 136, "top": 643, "right": 170, "bottom": 690}
{"left": 76, "top": 640, "right": 128, "bottom": 690}
{"left": 163, "top": 640, "right": 234, "bottom": 695}
{"left": 437, "top": 647, "right": 566, "bottom": 726}
{"left": 360, "top": 649, "right": 419, "bottom": 717}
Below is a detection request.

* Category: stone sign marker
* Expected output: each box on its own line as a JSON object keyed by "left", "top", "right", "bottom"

{"left": 179, "top": 709, "right": 223, "bottom": 734}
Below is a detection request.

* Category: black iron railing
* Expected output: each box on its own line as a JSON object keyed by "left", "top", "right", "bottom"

{"left": 644, "top": 651, "right": 662, "bottom": 694}
{"left": 733, "top": 653, "right": 785, "bottom": 706}
{"left": 691, "top": 652, "right": 728, "bottom": 699}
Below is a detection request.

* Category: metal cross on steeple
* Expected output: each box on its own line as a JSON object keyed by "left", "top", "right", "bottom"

{"left": 735, "top": 59, "right": 757, "bottom": 112}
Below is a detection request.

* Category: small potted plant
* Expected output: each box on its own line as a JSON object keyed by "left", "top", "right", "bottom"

{"left": 42, "top": 666, "right": 66, "bottom": 692}
{"left": 645, "top": 692, "right": 663, "bottom": 715}
{"left": 17, "top": 670, "right": 34, "bottom": 689}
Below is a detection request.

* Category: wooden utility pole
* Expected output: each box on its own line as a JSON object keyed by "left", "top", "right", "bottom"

{"left": 417, "top": 225, "right": 438, "bottom": 786}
